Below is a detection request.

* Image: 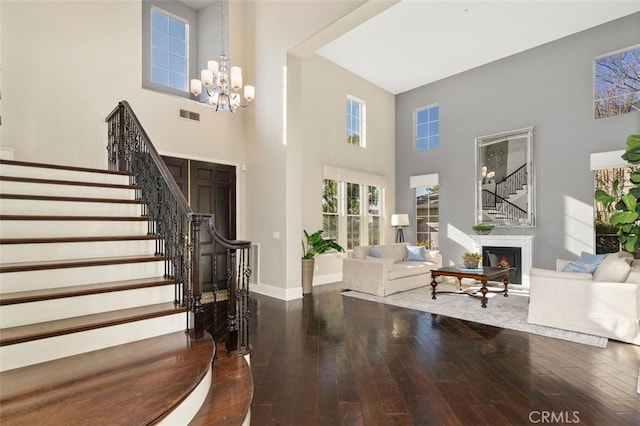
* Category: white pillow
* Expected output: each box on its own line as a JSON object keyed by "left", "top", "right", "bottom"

{"left": 593, "top": 251, "right": 633, "bottom": 283}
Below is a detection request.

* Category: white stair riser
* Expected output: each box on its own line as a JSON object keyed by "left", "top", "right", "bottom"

{"left": 0, "top": 313, "right": 185, "bottom": 372}
{"left": 0, "top": 198, "right": 142, "bottom": 217}
{"left": 1, "top": 240, "right": 156, "bottom": 263}
{"left": 0, "top": 164, "right": 129, "bottom": 185}
{"left": 0, "top": 181, "right": 136, "bottom": 199}
{"left": 1, "top": 261, "right": 165, "bottom": 292}
{"left": 1, "top": 285, "right": 176, "bottom": 327}
{"left": 0, "top": 220, "right": 148, "bottom": 238}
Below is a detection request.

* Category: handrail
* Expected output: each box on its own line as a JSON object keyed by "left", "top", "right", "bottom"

{"left": 482, "top": 189, "right": 527, "bottom": 222}
{"left": 105, "top": 101, "right": 204, "bottom": 340}
{"left": 205, "top": 216, "right": 252, "bottom": 356}
{"left": 105, "top": 101, "right": 252, "bottom": 354}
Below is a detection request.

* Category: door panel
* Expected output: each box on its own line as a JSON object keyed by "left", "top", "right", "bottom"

{"left": 162, "top": 156, "right": 236, "bottom": 292}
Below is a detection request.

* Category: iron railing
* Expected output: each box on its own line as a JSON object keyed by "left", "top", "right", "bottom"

{"left": 105, "top": 101, "right": 251, "bottom": 352}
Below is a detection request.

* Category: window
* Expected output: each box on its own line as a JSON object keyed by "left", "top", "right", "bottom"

{"left": 594, "top": 45, "right": 640, "bottom": 119}
{"left": 142, "top": 1, "right": 197, "bottom": 98}
{"left": 415, "top": 105, "right": 439, "bottom": 151}
{"left": 416, "top": 185, "right": 439, "bottom": 248}
{"left": 346, "top": 96, "right": 366, "bottom": 147}
{"left": 322, "top": 179, "right": 383, "bottom": 250}
{"left": 322, "top": 179, "right": 339, "bottom": 241}
{"left": 368, "top": 186, "right": 381, "bottom": 246}
{"left": 150, "top": 8, "right": 188, "bottom": 91}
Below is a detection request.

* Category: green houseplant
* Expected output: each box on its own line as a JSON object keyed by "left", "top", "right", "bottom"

{"left": 472, "top": 224, "right": 494, "bottom": 235}
{"left": 301, "top": 230, "right": 344, "bottom": 294}
{"left": 594, "top": 134, "right": 640, "bottom": 254}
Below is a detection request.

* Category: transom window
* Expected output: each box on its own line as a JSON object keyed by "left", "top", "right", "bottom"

{"left": 415, "top": 104, "right": 439, "bottom": 152}
{"left": 346, "top": 96, "right": 366, "bottom": 147}
{"left": 151, "top": 8, "right": 188, "bottom": 92}
{"left": 322, "top": 179, "right": 383, "bottom": 250}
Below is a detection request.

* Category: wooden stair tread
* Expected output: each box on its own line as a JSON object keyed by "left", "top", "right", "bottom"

{"left": 0, "top": 302, "right": 186, "bottom": 346}
{"left": 190, "top": 344, "right": 254, "bottom": 426}
{"left": 0, "top": 277, "right": 175, "bottom": 305}
{"left": 0, "top": 175, "right": 137, "bottom": 189}
{"left": 0, "top": 193, "right": 143, "bottom": 204}
{"left": 0, "top": 331, "right": 213, "bottom": 425}
{"left": 0, "top": 234, "right": 157, "bottom": 245}
{"left": 0, "top": 159, "right": 128, "bottom": 176}
{"left": 0, "top": 214, "right": 147, "bottom": 221}
{"left": 0, "top": 254, "right": 166, "bottom": 273}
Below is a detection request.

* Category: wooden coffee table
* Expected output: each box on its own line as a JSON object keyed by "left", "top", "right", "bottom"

{"left": 430, "top": 266, "right": 510, "bottom": 308}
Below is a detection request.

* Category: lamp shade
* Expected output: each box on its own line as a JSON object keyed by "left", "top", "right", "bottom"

{"left": 391, "top": 214, "right": 410, "bottom": 227}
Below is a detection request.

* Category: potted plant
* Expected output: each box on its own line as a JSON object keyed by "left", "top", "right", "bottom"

{"left": 472, "top": 224, "right": 494, "bottom": 235}
{"left": 301, "top": 230, "right": 345, "bottom": 294}
{"left": 462, "top": 252, "right": 482, "bottom": 268}
{"left": 594, "top": 134, "right": 640, "bottom": 255}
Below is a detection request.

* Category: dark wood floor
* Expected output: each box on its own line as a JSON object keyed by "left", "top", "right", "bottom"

{"left": 248, "top": 282, "right": 640, "bottom": 425}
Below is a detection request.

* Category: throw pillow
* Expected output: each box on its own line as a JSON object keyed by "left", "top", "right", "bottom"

{"left": 561, "top": 252, "right": 609, "bottom": 274}
{"left": 593, "top": 251, "right": 633, "bottom": 282}
{"left": 406, "top": 245, "right": 426, "bottom": 261}
{"left": 370, "top": 247, "right": 384, "bottom": 258}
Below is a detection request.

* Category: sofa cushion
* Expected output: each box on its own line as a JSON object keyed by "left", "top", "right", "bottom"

{"left": 374, "top": 244, "right": 407, "bottom": 263}
{"left": 406, "top": 245, "right": 426, "bottom": 261}
{"left": 388, "top": 261, "right": 432, "bottom": 280}
{"left": 365, "top": 256, "right": 395, "bottom": 270}
{"left": 593, "top": 251, "right": 633, "bottom": 282}
{"left": 531, "top": 267, "right": 593, "bottom": 281}
{"left": 352, "top": 246, "right": 370, "bottom": 260}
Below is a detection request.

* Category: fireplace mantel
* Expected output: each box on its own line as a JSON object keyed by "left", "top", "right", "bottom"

{"left": 470, "top": 235, "right": 534, "bottom": 286}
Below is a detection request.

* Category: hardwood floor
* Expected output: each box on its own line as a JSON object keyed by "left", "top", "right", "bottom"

{"left": 248, "top": 283, "right": 640, "bottom": 425}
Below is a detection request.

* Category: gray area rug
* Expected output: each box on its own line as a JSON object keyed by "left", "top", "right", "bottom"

{"left": 342, "top": 284, "right": 608, "bottom": 348}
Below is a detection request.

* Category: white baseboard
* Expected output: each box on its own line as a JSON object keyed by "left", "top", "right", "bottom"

{"left": 313, "top": 273, "right": 343, "bottom": 286}
{"left": 249, "top": 273, "right": 342, "bottom": 301}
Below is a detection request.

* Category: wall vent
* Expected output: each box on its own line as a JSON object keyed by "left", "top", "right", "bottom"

{"left": 178, "top": 109, "right": 200, "bottom": 121}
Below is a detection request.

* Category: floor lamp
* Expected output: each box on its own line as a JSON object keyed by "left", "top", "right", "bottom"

{"left": 391, "top": 214, "right": 409, "bottom": 243}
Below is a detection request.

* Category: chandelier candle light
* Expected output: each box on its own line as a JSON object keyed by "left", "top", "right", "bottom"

{"left": 189, "top": 0, "right": 254, "bottom": 112}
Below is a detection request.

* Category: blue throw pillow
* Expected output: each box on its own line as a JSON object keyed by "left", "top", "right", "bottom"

{"left": 561, "top": 252, "right": 608, "bottom": 274}
{"left": 370, "top": 247, "right": 383, "bottom": 258}
{"left": 578, "top": 252, "right": 608, "bottom": 266}
{"left": 562, "top": 262, "right": 598, "bottom": 274}
{"left": 406, "top": 245, "right": 425, "bottom": 261}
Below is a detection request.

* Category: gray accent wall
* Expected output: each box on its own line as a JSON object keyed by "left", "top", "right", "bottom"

{"left": 395, "top": 13, "right": 640, "bottom": 270}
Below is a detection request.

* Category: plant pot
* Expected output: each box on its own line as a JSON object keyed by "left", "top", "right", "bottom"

{"left": 463, "top": 257, "right": 479, "bottom": 268}
{"left": 301, "top": 258, "right": 315, "bottom": 295}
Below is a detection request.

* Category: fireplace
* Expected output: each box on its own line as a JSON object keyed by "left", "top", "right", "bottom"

{"left": 482, "top": 246, "right": 522, "bottom": 284}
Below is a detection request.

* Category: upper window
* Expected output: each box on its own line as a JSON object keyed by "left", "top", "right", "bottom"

{"left": 415, "top": 105, "right": 439, "bottom": 151}
{"left": 594, "top": 45, "right": 640, "bottom": 119}
{"left": 151, "top": 8, "right": 188, "bottom": 92}
{"left": 142, "top": 1, "right": 197, "bottom": 98}
{"left": 346, "top": 96, "right": 366, "bottom": 147}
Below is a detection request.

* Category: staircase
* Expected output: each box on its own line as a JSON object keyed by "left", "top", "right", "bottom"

{"left": 0, "top": 159, "right": 220, "bottom": 423}
{"left": 482, "top": 164, "right": 528, "bottom": 223}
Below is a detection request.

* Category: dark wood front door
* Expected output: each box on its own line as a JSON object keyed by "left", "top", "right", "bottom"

{"left": 162, "top": 156, "right": 236, "bottom": 292}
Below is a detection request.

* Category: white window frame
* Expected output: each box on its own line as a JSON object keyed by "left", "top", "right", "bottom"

{"left": 414, "top": 104, "right": 439, "bottom": 152}
{"left": 142, "top": 0, "right": 197, "bottom": 99}
{"left": 346, "top": 95, "right": 367, "bottom": 148}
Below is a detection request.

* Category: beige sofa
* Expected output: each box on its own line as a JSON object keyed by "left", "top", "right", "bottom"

{"left": 342, "top": 243, "right": 442, "bottom": 296}
{"left": 527, "top": 251, "right": 640, "bottom": 344}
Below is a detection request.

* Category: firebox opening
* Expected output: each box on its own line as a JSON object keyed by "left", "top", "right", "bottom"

{"left": 482, "top": 246, "right": 522, "bottom": 284}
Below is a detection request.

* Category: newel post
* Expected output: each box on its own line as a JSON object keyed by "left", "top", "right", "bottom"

{"left": 189, "top": 214, "right": 204, "bottom": 340}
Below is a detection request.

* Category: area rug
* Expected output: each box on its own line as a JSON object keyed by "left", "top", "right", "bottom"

{"left": 342, "top": 284, "right": 608, "bottom": 348}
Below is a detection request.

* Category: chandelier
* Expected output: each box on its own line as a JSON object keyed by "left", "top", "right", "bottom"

{"left": 189, "top": 0, "right": 254, "bottom": 112}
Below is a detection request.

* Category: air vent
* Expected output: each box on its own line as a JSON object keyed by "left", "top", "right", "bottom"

{"left": 178, "top": 109, "right": 200, "bottom": 121}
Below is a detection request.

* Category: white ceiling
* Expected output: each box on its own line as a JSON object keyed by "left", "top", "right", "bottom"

{"left": 316, "top": 1, "right": 640, "bottom": 94}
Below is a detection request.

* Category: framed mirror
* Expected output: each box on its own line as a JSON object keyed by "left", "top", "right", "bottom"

{"left": 475, "top": 126, "right": 535, "bottom": 227}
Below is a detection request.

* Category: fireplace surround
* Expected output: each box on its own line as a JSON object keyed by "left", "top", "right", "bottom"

{"left": 471, "top": 235, "right": 534, "bottom": 286}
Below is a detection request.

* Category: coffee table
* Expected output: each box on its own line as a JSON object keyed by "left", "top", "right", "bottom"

{"left": 430, "top": 266, "right": 510, "bottom": 308}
